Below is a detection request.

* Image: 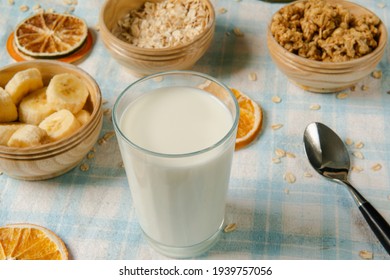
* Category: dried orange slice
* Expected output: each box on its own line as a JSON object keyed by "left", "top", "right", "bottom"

{"left": 14, "top": 13, "right": 88, "bottom": 58}
{"left": 0, "top": 223, "right": 69, "bottom": 260}
{"left": 231, "top": 88, "right": 263, "bottom": 150}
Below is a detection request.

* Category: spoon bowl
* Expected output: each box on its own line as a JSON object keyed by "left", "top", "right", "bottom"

{"left": 304, "top": 122, "right": 350, "bottom": 182}
{"left": 304, "top": 122, "right": 390, "bottom": 255}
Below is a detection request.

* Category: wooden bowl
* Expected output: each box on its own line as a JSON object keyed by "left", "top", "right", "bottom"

{"left": 99, "top": 0, "right": 215, "bottom": 76}
{"left": 267, "top": 0, "right": 387, "bottom": 93}
{"left": 0, "top": 60, "right": 103, "bottom": 180}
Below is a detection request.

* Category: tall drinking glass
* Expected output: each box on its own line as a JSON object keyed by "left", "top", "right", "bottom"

{"left": 113, "top": 71, "right": 239, "bottom": 258}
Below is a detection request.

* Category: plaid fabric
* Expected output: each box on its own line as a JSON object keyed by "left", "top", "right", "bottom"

{"left": 0, "top": 0, "right": 389, "bottom": 259}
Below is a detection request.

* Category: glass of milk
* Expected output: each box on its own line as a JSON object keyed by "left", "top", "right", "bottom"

{"left": 113, "top": 71, "right": 239, "bottom": 258}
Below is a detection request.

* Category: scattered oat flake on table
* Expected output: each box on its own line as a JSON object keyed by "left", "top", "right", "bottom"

{"left": 345, "top": 138, "right": 354, "bottom": 146}
{"left": 272, "top": 96, "right": 282, "bottom": 103}
{"left": 65, "top": 0, "right": 78, "bottom": 5}
{"left": 352, "top": 166, "right": 364, "bottom": 173}
{"left": 371, "top": 70, "right": 382, "bottom": 79}
{"left": 359, "top": 250, "right": 373, "bottom": 260}
{"left": 304, "top": 172, "right": 313, "bottom": 178}
{"left": 286, "top": 152, "right": 296, "bottom": 158}
{"left": 275, "top": 148, "right": 286, "bottom": 158}
{"left": 337, "top": 92, "right": 349, "bottom": 99}
{"left": 271, "top": 124, "right": 283, "bottom": 130}
{"left": 103, "top": 108, "right": 112, "bottom": 115}
{"left": 248, "top": 72, "right": 257, "bottom": 81}
{"left": 19, "top": 5, "right": 29, "bottom": 12}
{"left": 218, "top": 8, "right": 227, "bottom": 14}
{"left": 224, "top": 223, "right": 237, "bottom": 233}
{"left": 233, "top": 27, "right": 244, "bottom": 37}
{"left": 80, "top": 163, "right": 89, "bottom": 171}
{"left": 103, "top": 131, "right": 116, "bottom": 141}
{"left": 354, "top": 141, "right": 364, "bottom": 149}
{"left": 8, "top": 0, "right": 14, "bottom": 5}
{"left": 309, "top": 104, "right": 321, "bottom": 110}
{"left": 361, "top": 85, "right": 369, "bottom": 91}
{"left": 371, "top": 163, "right": 382, "bottom": 171}
{"left": 87, "top": 151, "right": 95, "bottom": 159}
{"left": 377, "top": 3, "right": 386, "bottom": 9}
{"left": 352, "top": 151, "right": 364, "bottom": 159}
{"left": 272, "top": 157, "right": 281, "bottom": 164}
{"left": 284, "top": 172, "right": 296, "bottom": 184}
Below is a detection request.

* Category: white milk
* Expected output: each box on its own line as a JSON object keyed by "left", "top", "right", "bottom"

{"left": 119, "top": 86, "right": 236, "bottom": 249}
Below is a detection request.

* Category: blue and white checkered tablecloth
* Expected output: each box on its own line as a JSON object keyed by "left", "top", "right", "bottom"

{"left": 0, "top": 0, "right": 389, "bottom": 260}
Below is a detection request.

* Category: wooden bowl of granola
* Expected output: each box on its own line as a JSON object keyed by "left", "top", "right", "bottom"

{"left": 99, "top": 0, "right": 215, "bottom": 76}
{"left": 267, "top": 0, "right": 387, "bottom": 93}
{"left": 0, "top": 60, "right": 103, "bottom": 180}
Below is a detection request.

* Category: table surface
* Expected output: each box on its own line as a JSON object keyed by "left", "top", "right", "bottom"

{"left": 0, "top": 0, "right": 389, "bottom": 260}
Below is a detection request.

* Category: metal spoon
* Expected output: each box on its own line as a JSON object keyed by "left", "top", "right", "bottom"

{"left": 303, "top": 122, "right": 390, "bottom": 255}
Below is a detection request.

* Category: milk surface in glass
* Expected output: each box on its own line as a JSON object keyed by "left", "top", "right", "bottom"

{"left": 119, "top": 86, "right": 235, "bottom": 250}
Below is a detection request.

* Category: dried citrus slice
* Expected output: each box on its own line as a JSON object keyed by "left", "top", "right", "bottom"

{"left": 0, "top": 223, "right": 69, "bottom": 260}
{"left": 14, "top": 13, "right": 88, "bottom": 58}
{"left": 231, "top": 88, "right": 263, "bottom": 150}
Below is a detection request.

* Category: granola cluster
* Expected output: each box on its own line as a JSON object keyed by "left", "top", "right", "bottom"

{"left": 270, "top": 0, "right": 381, "bottom": 62}
{"left": 113, "top": 0, "right": 210, "bottom": 49}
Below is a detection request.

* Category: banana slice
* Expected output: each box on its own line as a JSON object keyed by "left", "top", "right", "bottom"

{"left": 19, "top": 87, "right": 56, "bottom": 125}
{"left": 5, "top": 68, "right": 43, "bottom": 104}
{"left": 0, "top": 123, "right": 25, "bottom": 146}
{"left": 75, "top": 109, "right": 91, "bottom": 126}
{"left": 7, "top": 124, "right": 48, "bottom": 148}
{"left": 0, "top": 88, "right": 18, "bottom": 123}
{"left": 39, "top": 109, "right": 81, "bottom": 142}
{"left": 46, "top": 73, "right": 89, "bottom": 114}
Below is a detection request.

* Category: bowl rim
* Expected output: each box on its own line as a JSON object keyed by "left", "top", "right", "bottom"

{"left": 98, "top": 0, "right": 216, "bottom": 54}
{"left": 0, "top": 59, "right": 102, "bottom": 155}
{"left": 267, "top": 0, "right": 388, "bottom": 67}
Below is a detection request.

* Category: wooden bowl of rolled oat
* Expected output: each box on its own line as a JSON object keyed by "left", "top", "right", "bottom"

{"left": 99, "top": 0, "right": 215, "bottom": 76}
{"left": 267, "top": 0, "right": 387, "bottom": 93}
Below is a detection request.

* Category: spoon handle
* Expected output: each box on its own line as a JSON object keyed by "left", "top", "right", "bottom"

{"left": 343, "top": 180, "right": 390, "bottom": 254}
{"left": 359, "top": 201, "right": 390, "bottom": 255}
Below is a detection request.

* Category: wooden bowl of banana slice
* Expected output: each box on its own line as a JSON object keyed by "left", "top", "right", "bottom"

{"left": 0, "top": 60, "right": 103, "bottom": 180}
